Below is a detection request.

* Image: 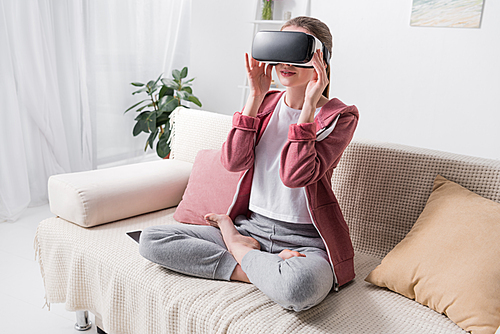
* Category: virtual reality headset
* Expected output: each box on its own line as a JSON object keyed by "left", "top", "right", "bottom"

{"left": 251, "top": 31, "right": 331, "bottom": 68}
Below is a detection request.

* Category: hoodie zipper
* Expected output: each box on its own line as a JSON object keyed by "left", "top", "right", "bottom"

{"left": 303, "top": 187, "right": 340, "bottom": 291}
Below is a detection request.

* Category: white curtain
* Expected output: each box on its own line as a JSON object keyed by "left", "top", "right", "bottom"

{"left": 0, "top": 0, "right": 191, "bottom": 222}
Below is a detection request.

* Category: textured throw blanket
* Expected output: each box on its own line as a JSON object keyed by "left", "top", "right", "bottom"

{"left": 35, "top": 208, "right": 465, "bottom": 334}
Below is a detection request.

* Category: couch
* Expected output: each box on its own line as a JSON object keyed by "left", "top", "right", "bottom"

{"left": 35, "top": 107, "right": 500, "bottom": 334}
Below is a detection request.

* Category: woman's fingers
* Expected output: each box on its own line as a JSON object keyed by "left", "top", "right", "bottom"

{"left": 245, "top": 53, "right": 272, "bottom": 96}
{"left": 245, "top": 53, "right": 258, "bottom": 72}
{"left": 246, "top": 53, "right": 267, "bottom": 74}
{"left": 304, "top": 50, "right": 329, "bottom": 104}
{"left": 250, "top": 56, "right": 256, "bottom": 69}
{"left": 245, "top": 53, "right": 251, "bottom": 73}
{"left": 265, "top": 63, "right": 274, "bottom": 78}
{"left": 312, "top": 51, "right": 328, "bottom": 86}
{"left": 253, "top": 56, "right": 263, "bottom": 71}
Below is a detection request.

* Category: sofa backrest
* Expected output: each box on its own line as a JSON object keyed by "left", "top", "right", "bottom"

{"left": 332, "top": 140, "right": 500, "bottom": 257}
{"left": 170, "top": 108, "right": 232, "bottom": 163}
{"left": 171, "top": 108, "right": 500, "bottom": 258}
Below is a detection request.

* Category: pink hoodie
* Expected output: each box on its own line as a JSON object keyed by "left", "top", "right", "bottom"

{"left": 222, "top": 91, "right": 359, "bottom": 290}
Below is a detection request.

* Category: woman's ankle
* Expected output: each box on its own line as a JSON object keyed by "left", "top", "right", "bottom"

{"left": 230, "top": 264, "right": 251, "bottom": 283}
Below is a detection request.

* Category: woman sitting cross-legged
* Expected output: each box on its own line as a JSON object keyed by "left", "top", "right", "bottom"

{"left": 139, "top": 16, "right": 359, "bottom": 312}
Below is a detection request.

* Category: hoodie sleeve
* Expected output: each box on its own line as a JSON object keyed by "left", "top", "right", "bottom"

{"left": 279, "top": 105, "right": 359, "bottom": 188}
{"left": 220, "top": 112, "right": 260, "bottom": 172}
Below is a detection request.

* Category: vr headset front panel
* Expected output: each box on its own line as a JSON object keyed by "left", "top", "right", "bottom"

{"left": 252, "top": 31, "right": 330, "bottom": 68}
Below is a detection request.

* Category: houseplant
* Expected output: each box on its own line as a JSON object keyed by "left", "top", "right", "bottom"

{"left": 261, "top": 0, "right": 274, "bottom": 20}
{"left": 125, "top": 67, "right": 202, "bottom": 158}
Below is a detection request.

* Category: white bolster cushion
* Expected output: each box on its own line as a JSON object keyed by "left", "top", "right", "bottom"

{"left": 48, "top": 159, "right": 193, "bottom": 227}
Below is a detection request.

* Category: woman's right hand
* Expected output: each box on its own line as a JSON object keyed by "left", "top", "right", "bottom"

{"left": 245, "top": 53, "right": 273, "bottom": 99}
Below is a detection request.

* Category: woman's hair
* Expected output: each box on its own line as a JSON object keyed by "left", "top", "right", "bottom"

{"left": 281, "top": 16, "right": 332, "bottom": 98}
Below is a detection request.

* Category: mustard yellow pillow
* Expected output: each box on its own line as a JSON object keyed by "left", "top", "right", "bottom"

{"left": 365, "top": 175, "right": 500, "bottom": 334}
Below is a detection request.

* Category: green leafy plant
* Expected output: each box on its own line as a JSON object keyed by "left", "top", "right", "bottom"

{"left": 261, "top": 0, "right": 273, "bottom": 20}
{"left": 124, "top": 67, "right": 202, "bottom": 158}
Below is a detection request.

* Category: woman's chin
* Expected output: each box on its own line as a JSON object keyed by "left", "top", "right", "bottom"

{"left": 277, "top": 76, "right": 294, "bottom": 87}
{"left": 277, "top": 80, "right": 305, "bottom": 91}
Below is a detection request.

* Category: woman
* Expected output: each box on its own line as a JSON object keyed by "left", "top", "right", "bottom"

{"left": 139, "top": 16, "right": 359, "bottom": 312}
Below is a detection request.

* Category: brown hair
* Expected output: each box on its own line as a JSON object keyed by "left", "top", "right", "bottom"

{"left": 281, "top": 16, "right": 332, "bottom": 98}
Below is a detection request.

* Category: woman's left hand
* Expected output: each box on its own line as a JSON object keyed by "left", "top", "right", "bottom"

{"left": 304, "top": 50, "right": 329, "bottom": 106}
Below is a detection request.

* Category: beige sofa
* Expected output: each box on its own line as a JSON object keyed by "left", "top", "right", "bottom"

{"left": 35, "top": 108, "right": 500, "bottom": 334}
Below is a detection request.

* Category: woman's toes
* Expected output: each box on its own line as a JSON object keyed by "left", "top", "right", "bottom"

{"left": 278, "top": 249, "right": 306, "bottom": 260}
{"left": 204, "top": 214, "right": 220, "bottom": 228}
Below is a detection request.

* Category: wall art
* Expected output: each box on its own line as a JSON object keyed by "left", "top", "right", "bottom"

{"left": 410, "top": 0, "right": 485, "bottom": 28}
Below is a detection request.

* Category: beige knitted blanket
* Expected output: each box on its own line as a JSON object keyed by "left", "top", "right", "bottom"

{"left": 35, "top": 208, "right": 466, "bottom": 334}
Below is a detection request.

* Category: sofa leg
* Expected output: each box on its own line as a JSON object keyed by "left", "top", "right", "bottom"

{"left": 97, "top": 326, "right": 108, "bottom": 334}
{"left": 95, "top": 313, "right": 108, "bottom": 334}
{"left": 75, "top": 310, "right": 92, "bottom": 331}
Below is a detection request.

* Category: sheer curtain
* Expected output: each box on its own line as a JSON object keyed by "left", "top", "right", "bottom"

{"left": 0, "top": 0, "right": 191, "bottom": 222}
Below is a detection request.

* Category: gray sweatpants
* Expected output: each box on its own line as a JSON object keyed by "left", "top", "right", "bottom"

{"left": 139, "top": 212, "right": 334, "bottom": 311}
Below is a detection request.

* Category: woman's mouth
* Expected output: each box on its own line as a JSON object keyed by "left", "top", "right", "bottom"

{"left": 280, "top": 70, "right": 296, "bottom": 77}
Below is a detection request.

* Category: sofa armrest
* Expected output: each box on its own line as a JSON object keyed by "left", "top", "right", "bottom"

{"left": 48, "top": 159, "right": 193, "bottom": 227}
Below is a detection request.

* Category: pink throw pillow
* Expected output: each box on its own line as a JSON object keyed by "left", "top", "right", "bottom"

{"left": 173, "top": 149, "right": 241, "bottom": 225}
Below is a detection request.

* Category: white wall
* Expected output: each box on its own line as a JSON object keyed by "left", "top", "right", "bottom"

{"left": 190, "top": 0, "right": 500, "bottom": 160}
{"left": 190, "top": 0, "right": 254, "bottom": 115}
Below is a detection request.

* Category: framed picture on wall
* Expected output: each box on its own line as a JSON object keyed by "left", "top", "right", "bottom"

{"left": 410, "top": 0, "right": 485, "bottom": 28}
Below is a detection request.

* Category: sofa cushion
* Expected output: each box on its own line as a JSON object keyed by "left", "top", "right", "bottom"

{"left": 365, "top": 175, "right": 500, "bottom": 334}
{"left": 48, "top": 159, "right": 192, "bottom": 227}
{"left": 173, "top": 149, "right": 241, "bottom": 225}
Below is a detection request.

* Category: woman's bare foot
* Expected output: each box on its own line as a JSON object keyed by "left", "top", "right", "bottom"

{"left": 204, "top": 213, "right": 260, "bottom": 264}
{"left": 278, "top": 249, "right": 306, "bottom": 260}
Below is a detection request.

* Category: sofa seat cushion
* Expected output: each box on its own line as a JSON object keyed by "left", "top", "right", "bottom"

{"left": 35, "top": 209, "right": 467, "bottom": 334}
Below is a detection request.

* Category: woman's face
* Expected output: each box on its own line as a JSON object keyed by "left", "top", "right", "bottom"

{"left": 275, "top": 26, "right": 318, "bottom": 90}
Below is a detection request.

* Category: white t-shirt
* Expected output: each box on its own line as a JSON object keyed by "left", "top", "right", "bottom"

{"left": 249, "top": 95, "right": 321, "bottom": 224}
